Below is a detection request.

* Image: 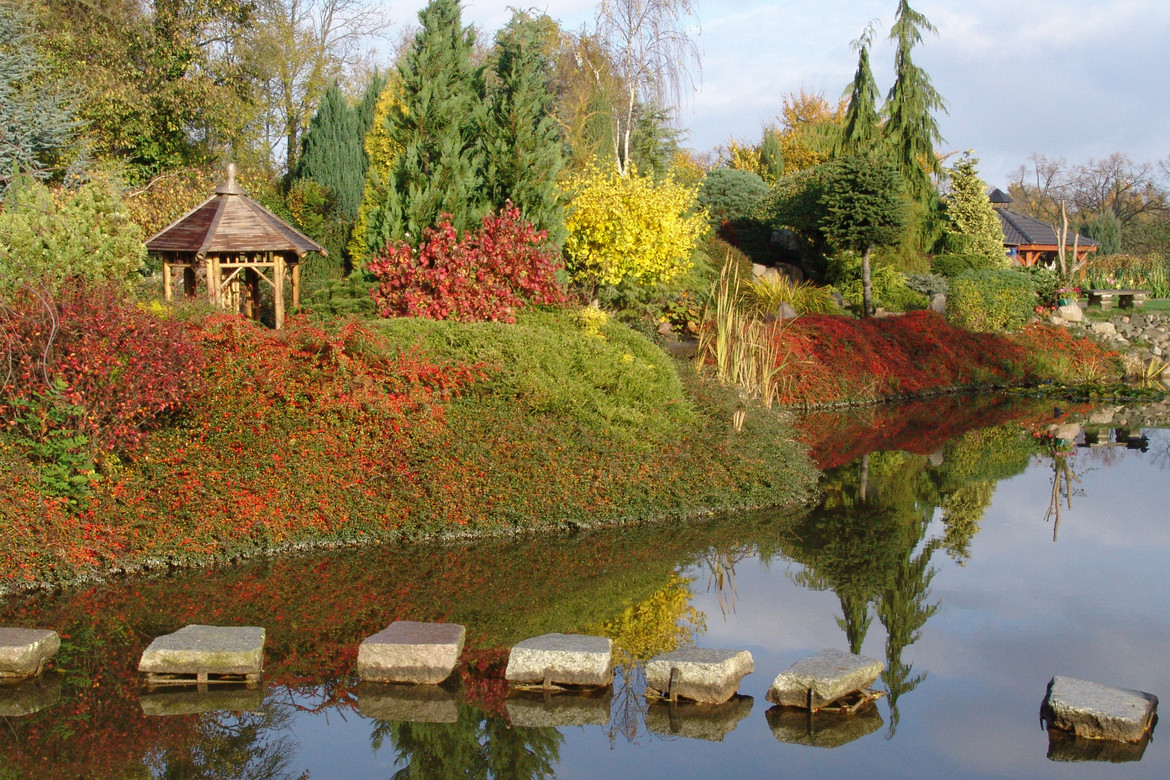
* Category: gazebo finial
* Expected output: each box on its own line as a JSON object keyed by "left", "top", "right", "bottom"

{"left": 215, "top": 162, "right": 244, "bottom": 195}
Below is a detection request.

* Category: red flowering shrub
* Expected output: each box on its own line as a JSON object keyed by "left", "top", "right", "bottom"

{"left": 368, "top": 203, "right": 567, "bottom": 323}
{"left": 0, "top": 282, "right": 203, "bottom": 458}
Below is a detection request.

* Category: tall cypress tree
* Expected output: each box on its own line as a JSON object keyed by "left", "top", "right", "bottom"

{"left": 837, "top": 24, "right": 880, "bottom": 158}
{"left": 367, "top": 0, "right": 487, "bottom": 251}
{"left": 293, "top": 82, "right": 365, "bottom": 221}
{"left": 884, "top": 0, "right": 946, "bottom": 199}
{"left": 483, "top": 10, "right": 565, "bottom": 244}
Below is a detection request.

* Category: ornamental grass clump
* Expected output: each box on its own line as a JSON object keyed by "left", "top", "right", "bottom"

{"left": 698, "top": 260, "right": 786, "bottom": 407}
{"left": 742, "top": 273, "right": 839, "bottom": 317}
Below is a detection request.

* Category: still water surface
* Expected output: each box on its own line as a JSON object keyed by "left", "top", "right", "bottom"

{"left": 2, "top": 399, "right": 1168, "bottom": 778}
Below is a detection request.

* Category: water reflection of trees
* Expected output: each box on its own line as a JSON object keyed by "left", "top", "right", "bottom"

{"left": 370, "top": 708, "right": 562, "bottom": 780}
{"left": 780, "top": 425, "right": 1038, "bottom": 737}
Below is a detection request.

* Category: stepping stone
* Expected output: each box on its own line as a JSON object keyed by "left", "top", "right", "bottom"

{"left": 0, "top": 628, "right": 60, "bottom": 679}
{"left": 506, "top": 689, "right": 612, "bottom": 728}
{"left": 644, "top": 648, "right": 754, "bottom": 705}
{"left": 645, "top": 696, "right": 754, "bottom": 742}
{"left": 139, "top": 625, "right": 265, "bottom": 688}
{"left": 357, "top": 681, "right": 462, "bottom": 724}
{"left": 505, "top": 633, "right": 613, "bottom": 689}
{"left": 357, "top": 621, "right": 465, "bottom": 684}
{"left": 140, "top": 686, "right": 264, "bottom": 717}
{"left": 766, "top": 648, "right": 884, "bottom": 709}
{"left": 766, "top": 704, "right": 883, "bottom": 748}
{"left": 1041, "top": 676, "right": 1158, "bottom": 742}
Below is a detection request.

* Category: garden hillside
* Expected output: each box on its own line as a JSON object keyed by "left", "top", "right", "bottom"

{"left": 0, "top": 303, "right": 818, "bottom": 592}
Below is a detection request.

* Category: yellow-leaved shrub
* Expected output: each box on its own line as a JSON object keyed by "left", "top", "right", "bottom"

{"left": 562, "top": 162, "right": 707, "bottom": 291}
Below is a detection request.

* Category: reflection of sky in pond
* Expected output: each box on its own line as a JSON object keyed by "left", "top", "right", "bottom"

{"left": 5, "top": 419, "right": 1170, "bottom": 778}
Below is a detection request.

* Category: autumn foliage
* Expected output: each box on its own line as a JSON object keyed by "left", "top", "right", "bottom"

{"left": 368, "top": 204, "right": 566, "bottom": 322}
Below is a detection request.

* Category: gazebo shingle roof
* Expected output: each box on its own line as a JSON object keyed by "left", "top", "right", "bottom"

{"left": 995, "top": 208, "right": 1097, "bottom": 249}
{"left": 146, "top": 169, "right": 326, "bottom": 258}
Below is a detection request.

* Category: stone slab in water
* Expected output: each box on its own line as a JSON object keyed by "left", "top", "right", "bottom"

{"left": 505, "top": 634, "right": 613, "bottom": 688}
{"left": 138, "top": 625, "right": 265, "bottom": 677}
{"left": 765, "top": 648, "right": 884, "bottom": 709}
{"left": 357, "top": 621, "right": 465, "bottom": 684}
{"left": 357, "top": 681, "right": 462, "bottom": 723}
{"left": 0, "top": 628, "right": 61, "bottom": 679}
{"left": 506, "top": 689, "right": 612, "bottom": 728}
{"left": 644, "top": 648, "right": 754, "bottom": 705}
{"left": 0, "top": 676, "right": 62, "bottom": 717}
{"left": 140, "top": 686, "right": 264, "bottom": 716}
{"left": 766, "top": 704, "right": 883, "bottom": 748}
{"left": 645, "top": 696, "right": 754, "bottom": 742}
{"left": 1041, "top": 676, "right": 1158, "bottom": 742}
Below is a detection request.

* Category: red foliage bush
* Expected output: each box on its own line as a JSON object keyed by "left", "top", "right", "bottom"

{"left": 0, "top": 282, "right": 203, "bottom": 456}
{"left": 368, "top": 203, "right": 567, "bottom": 323}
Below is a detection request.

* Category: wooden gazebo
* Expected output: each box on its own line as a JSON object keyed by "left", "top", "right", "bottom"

{"left": 146, "top": 164, "right": 327, "bottom": 329}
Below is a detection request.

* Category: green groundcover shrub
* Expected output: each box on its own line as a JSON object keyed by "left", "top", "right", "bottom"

{"left": 948, "top": 268, "right": 1036, "bottom": 332}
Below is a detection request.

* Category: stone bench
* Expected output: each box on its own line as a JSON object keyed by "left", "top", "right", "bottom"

{"left": 1085, "top": 289, "right": 1149, "bottom": 310}
{"left": 357, "top": 621, "right": 465, "bottom": 684}
{"left": 0, "top": 628, "right": 60, "bottom": 680}
{"left": 139, "top": 625, "right": 265, "bottom": 689}
{"left": 505, "top": 633, "right": 613, "bottom": 690}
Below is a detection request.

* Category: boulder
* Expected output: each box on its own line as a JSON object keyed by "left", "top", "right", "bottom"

{"left": 357, "top": 621, "right": 465, "bottom": 684}
{"left": 1041, "top": 676, "right": 1158, "bottom": 742}
{"left": 775, "top": 302, "right": 798, "bottom": 320}
{"left": 505, "top": 634, "right": 613, "bottom": 688}
{"left": 0, "top": 628, "right": 60, "bottom": 679}
{"left": 644, "top": 648, "right": 754, "bottom": 705}
{"left": 1090, "top": 321, "right": 1117, "bottom": 336}
{"left": 1057, "top": 304, "right": 1083, "bottom": 323}
{"left": 929, "top": 293, "right": 946, "bottom": 315}
{"left": 766, "top": 648, "right": 884, "bottom": 709}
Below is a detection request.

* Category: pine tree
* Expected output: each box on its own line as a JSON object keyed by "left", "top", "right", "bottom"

{"left": 758, "top": 129, "right": 784, "bottom": 184}
{"left": 942, "top": 154, "right": 1005, "bottom": 264}
{"left": 837, "top": 24, "right": 880, "bottom": 157}
{"left": 884, "top": 0, "right": 946, "bottom": 198}
{"left": 483, "top": 10, "right": 565, "bottom": 244}
{"left": 293, "top": 83, "right": 365, "bottom": 221}
{"left": 0, "top": 4, "right": 74, "bottom": 186}
{"left": 366, "top": 0, "right": 487, "bottom": 251}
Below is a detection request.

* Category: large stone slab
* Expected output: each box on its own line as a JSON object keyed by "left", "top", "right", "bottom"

{"left": 644, "top": 648, "right": 754, "bottom": 705}
{"left": 1041, "top": 676, "right": 1158, "bottom": 742}
{"left": 0, "top": 628, "right": 60, "bottom": 679}
{"left": 140, "top": 686, "right": 265, "bottom": 716}
{"left": 506, "top": 689, "right": 612, "bottom": 728}
{"left": 139, "top": 625, "right": 265, "bottom": 681}
{"left": 0, "top": 676, "right": 62, "bottom": 717}
{"left": 645, "top": 696, "right": 754, "bottom": 742}
{"left": 357, "top": 621, "right": 465, "bottom": 684}
{"left": 766, "top": 704, "right": 883, "bottom": 748}
{"left": 766, "top": 648, "right": 884, "bottom": 709}
{"left": 505, "top": 634, "right": 613, "bottom": 688}
{"left": 357, "top": 681, "right": 463, "bottom": 723}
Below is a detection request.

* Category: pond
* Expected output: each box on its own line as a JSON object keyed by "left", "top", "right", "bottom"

{"left": 2, "top": 396, "right": 1168, "bottom": 779}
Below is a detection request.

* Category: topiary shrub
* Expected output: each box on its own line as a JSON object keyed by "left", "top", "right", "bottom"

{"left": 948, "top": 268, "right": 1036, "bottom": 332}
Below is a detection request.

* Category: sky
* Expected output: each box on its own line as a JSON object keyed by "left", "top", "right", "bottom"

{"left": 383, "top": 0, "right": 1170, "bottom": 189}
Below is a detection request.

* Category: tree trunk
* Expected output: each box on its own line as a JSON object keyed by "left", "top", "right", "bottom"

{"left": 862, "top": 245, "right": 874, "bottom": 317}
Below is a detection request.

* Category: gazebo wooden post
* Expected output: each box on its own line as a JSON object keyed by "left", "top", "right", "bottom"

{"left": 273, "top": 252, "right": 285, "bottom": 330}
{"left": 291, "top": 263, "right": 301, "bottom": 309}
{"left": 205, "top": 255, "right": 217, "bottom": 304}
{"left": 244, "top": 266, "right": 261, "bottom": 321}
{"left": 163, "top": 261, "right": 173, "bottom": 301}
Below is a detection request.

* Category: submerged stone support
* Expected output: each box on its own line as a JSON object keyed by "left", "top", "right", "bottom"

{"left": 766, "top": 648, "right": 884, "bottom": 710}
{"left": 0, "top": 628, "right": 60, "bottom": 680}
{"left": 357, "top": 621, "right": 465, "bottom": 684}
{"left": 505, "top": 634, "right": 613, "bottom": 689}
{"left": 644, "top": 648, "right": 754, "bottom": 705}
{"left": 139, "top": 625, "right": 265, "bottom": 688}
{"left": 1041, "top": 676, "right": 1158, "bottom": 743}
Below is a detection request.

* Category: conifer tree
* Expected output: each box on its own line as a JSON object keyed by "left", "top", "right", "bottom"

{"left": 758, "top": 129, "right": 784, "bottom": 184}
{"left": 366, "top": 0, "right": 487, "bottom": 252}
{"left": 484, "top": 10, "right": 565, "bottom": 244}
{"left": 349, "top": 79, "right": 404, "bottom": 266}
{"left": 884, "top": 1, "right": 946, "bottom": 198}
{"left": 942, "top": 154, "right": 1005, "bottom": 264}
{"left": 837, "top": 24, "right": 880, "bottom": 158}
{"left": 293, "top": 83, "right": 364, "bottom": 221}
